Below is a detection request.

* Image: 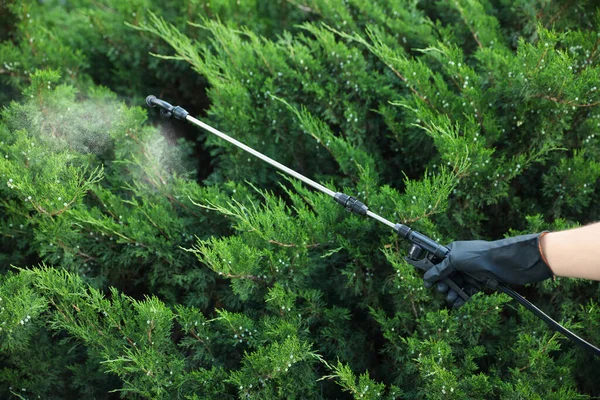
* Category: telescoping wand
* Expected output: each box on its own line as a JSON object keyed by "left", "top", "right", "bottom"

{"left": 146, "top": 95, "right": 600, "bottom": 357}
{"left": 145, "top": 95, "right": 468, "bottom": 301}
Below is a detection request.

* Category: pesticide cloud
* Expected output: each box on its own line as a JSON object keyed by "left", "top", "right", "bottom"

{"left": 7, "top": 92, "right": 195, "bottom": 181}
{"left": 8, "top": 95, "right": 118, "bottom": 158}
{"left": 50, "top": 101, "right": 116, "bottom": 156}
{"left": 147, "top": 120, "right": 196, "bottom": 179}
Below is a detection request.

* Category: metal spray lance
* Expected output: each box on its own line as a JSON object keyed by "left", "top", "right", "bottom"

{"left": 146, "top": 95, "right": 600, "bottom": 357}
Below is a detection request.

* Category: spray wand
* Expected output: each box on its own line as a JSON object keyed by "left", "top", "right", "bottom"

{"left": 146, "top": 95, "right": 600, "bottom": 357}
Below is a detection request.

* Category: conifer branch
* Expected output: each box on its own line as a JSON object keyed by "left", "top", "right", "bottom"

{"left": 46, "top": 296, "right": 76, "bottom": 326}
{"left": 220, "top": 272, "right": 262, "bottom": 281}
{"left": 189, "top": 329, "right": 215, "bottom": 359}
{"left": 56, "top": 240, "right": 97, "bottom": 262}
{"left": 285, "top": 0, "right": 316, "bottom": 14}
{"left": 584, "top": 36, "right": 600, "bottom": 67}
{"left": 534, "top": 48, "right": 548, "bottom": 71}
{"left": 453, "top": 1, "right": 483, "bottom": 49}
{"left": 533, "top": 94, "right": 600, "bottom": 108}
{"left": 409, "top": 296, "right": 418, "bottom": 319}
{"left": 136, "top": 206, "right": 171, "bottom": 241}
{"left": 545, "top": 0, "right": 575, "bottom": 28}
{"left": 147, "top": 320, "right": 153, "bottom": 345}
{"left": 165, "top": 193, "right": 203, "bottom": 218}
{"left": 322, "top": 24, "right": 433, "bottom": 107}
{"left": 0, "top": 68, "right": 19, "bottom": 77}
{"left": 518, "top": 332, "right": 560, "bottom": 372}
{"left": 268, "top": 239, "right": 320, "bottom": 248}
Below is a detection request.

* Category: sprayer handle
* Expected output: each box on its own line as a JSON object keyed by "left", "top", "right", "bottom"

{"left": 405, "top": 250, "right": 471, "bottom": 302}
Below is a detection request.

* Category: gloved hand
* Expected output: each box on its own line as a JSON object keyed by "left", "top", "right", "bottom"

{"left": 424, "top": 233, "right": 554, "bottom": 307}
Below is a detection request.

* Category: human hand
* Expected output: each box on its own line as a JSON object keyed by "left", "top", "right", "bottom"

{"left": 424, "top": 233, "right": 553, "bottom": 307}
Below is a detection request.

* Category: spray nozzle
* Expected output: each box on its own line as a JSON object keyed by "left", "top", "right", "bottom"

{"left": 145, "top": 95, "right": 189, "bottom": 120}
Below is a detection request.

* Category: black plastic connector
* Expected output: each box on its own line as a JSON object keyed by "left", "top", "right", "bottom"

{"left": 394, "top": 223, "right": 449, "bottom": 260}
{"left": 334, "top": 192, "right": 368, "bottom": 216}
{"left": 172, "top": 106, "right": 189, "bottom": 120}
{"left": 393, "top": 223, "right": 412, "bottom": 239}
{"left": 146, "top": 95, "right": 189, "bottom": 120}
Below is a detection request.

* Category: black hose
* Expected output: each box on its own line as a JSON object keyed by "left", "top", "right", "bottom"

{"left": 497, "top": 283, "right": 600, "bottom": 357}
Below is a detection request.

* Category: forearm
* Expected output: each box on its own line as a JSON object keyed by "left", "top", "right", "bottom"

{"left": 540, "top": 222, "right": 600, "bottom": 281}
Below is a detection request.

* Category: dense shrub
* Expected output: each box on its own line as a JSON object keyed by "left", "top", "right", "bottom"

{"left": 1, "top": 0, "right": 599, "bottom": 398}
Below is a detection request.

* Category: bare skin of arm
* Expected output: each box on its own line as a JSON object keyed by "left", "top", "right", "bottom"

{"left": 540, "top": 222, "right": 600, "bottom": 281}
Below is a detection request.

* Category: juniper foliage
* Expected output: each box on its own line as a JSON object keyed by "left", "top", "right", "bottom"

{"left": 1, "top": 0, "right": 600, "bottom": 399}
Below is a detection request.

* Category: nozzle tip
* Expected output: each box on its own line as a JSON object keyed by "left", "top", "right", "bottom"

{"left": 146, "top": 95, "right": 157, "bottom": 107}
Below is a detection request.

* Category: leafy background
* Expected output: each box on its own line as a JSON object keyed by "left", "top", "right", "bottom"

{"left": 0, "top": 0, "right": 599, "bottom": 398}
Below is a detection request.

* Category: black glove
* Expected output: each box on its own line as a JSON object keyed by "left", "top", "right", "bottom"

{"left": 424, "top": 233, "right": 553, "bottom": 307}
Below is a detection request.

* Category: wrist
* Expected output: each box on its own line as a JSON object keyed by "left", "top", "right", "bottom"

{"left": 538, "top": 231, "right": 556, "bottom": 280}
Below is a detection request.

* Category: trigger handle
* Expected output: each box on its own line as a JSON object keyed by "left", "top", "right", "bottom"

{"left": 406, "top": 253, "right": 471, "bottom": 302}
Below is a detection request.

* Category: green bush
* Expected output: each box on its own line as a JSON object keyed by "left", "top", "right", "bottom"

{"left": 1, "top": 0, "right": 599, "bottom": 398}
{"left": 0, "top": 0, "right": 306, "bottom": 108}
